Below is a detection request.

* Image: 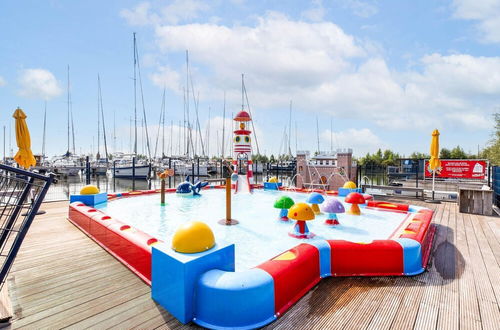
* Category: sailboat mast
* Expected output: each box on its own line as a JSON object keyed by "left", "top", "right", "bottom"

{"left": 288, "top": 100, "right": 292, "bottom": 156}
{"left": 185, "top": 50, "right": 190, "bottom": 158}
{"left": 133, "top": 32, "right": 138, "bottom": 156}
{"left": 207, "top": 106, "right": 211, "bottom": 158}
{"left": 67, "top": 65, "right": 70, "bottom": 155}
{"left": 69, "top": 76, "right": 76, "bottom": 155}
{"left": 97, "top": 75, "right": 101, "bottom": 159}
{"left": 162, "top": 87, "right": 166, "bottom": 158}
{"left": 170, "top": 119, "right": 173, "bottom": 157}
{"left": 113, "top": 109, "right": 116, "bottom": 153}
{"left": 241, "top": 74, "right": 244, "bottom": 110}
{"left": 295, "top": 121, "right": 298, "bottom": 155}
{"left": 316, "top": 116, "right": 320, "bottom": 153}
{"left": 221, "top": 91, "right": 226, "bottom": 158}
{"left": 42, "top": 101, "right": 47, "bottom": 159}
{"left": 99, "top": 75, "right": 109, "bottom": 161}
{"left": 330, "top": 118, "right": 333, "bottom": 154}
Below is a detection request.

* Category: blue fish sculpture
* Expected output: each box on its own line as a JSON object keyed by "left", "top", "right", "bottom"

{"left": 176, "top": 176, "right": 208, "bottom": 196}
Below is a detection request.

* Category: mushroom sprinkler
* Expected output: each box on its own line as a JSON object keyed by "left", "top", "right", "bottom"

{"left": 273, "top": 196, "right": 295, "bottom": 221}
{"left": 307, "top": 192, "right": 325, "bottom": 215}
{"left": 322, "top": 198, "right": 345, "bottom": 225}
{"left": 345, "top": 192, "right": 366, "bottom": 216}
{"left": 287, "top": 202, "right": 316, "bottom": 238}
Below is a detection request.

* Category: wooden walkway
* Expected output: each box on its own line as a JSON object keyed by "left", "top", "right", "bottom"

{"left": 5, "top": 199, "right": 500, "bottom": 329}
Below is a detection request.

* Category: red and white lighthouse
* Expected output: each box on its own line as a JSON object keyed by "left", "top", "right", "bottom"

{"left": 232, "top": 110, "right": 254, "bottom": 191}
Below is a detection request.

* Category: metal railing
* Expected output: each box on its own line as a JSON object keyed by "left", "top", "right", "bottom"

{"left": 0, "top": 164, "right": 53, "bottom": 289}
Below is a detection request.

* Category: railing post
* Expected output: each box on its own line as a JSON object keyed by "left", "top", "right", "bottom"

{"left": 113, "top": 160, "right": 116, "bottom": 192}
{"left": 168, "top": 158, "right": 172, "bottom": 188}
{"left": 85, "top": 156, "right": 91, "bottom": 184}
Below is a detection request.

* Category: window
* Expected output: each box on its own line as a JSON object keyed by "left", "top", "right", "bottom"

{"left": 319, "top": 160, "right": 323, "bottom": 165}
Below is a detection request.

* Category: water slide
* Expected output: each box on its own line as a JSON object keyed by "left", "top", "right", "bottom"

{"left": 235, "top": 174, "right": 251, "bottom": 194}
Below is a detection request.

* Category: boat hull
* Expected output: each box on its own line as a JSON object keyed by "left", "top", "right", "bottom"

{"left": 113, "top": 165, "right": 150, "bottom": 179}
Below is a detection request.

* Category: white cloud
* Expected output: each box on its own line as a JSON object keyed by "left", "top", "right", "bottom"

{"left": 0, "top": 76, "right": 6, "bottom": 87}
{"left": 302, "top": 0, "right": 326, "bottom": 22}
{"left": 120, "top": 2, "right": 156, "bottom": 26}
{"left": 339, "top": 0, "right": 379, "bottom": 18}
{"left": 120, "top": 0, "right": 209, "bottom": 26}
{"left": 17, "top": 68, "right": 62, "bottom": 100}
{"left": 452, "top": 0, "right": 500, "bottom": 43}
{"left": 149, "top": 66, "right": 182, "bottom": 92}
{"left": 321, "top": 128, "right": 385, "bottom": 156}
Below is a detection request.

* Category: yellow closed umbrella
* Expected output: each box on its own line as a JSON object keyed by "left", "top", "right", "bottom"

{"left": 429, "top": 129, "right": 441, "bottom": 171}
{"left": 13, "top": 108, "right": 36, "bottom": 169}
{"left": 428, "top": 129, "right": 441, "bottom": 202}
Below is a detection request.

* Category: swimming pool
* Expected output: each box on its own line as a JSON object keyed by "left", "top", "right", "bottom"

{"left": 96, "top": 189, "right": 423, "bottom": 270}
{"left": 68, "top": 187, "right": 435, "bottom": 329}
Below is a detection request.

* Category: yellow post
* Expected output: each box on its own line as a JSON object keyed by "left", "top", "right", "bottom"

{"left": 218, "top": 177, "right": 238, "bottom": 225}
{"left": 160, "top": 179, "right": 166, "bottom": 206}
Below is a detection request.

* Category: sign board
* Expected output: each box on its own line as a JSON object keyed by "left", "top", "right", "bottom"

{"left": 425, "top": 159, "right": 487, "bottom": 180}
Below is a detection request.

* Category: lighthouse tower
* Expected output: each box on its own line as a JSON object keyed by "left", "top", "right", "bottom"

{"left": 232, "top": 110, "right": 254, "bottom": 192}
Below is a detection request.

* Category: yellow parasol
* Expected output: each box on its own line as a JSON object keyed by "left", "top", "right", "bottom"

{"left": 13, "top": 108, "right": 36, "bottom": 169}
{"left": 429, "top": 129, "right": 441, "bottom": 171}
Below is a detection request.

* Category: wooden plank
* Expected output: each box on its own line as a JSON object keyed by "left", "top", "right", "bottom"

{"left": 0, "top": 284, "right": 12, "bottom": 323}
{"left": 412, "top": 202, "right": 450, "bottom": 330}
{"left": 455, "top": 206, "right": 482, "bottom": 330}
{"left": 436, "top": 201, "right": 459, "bottom": 330}
{"left": 470, "top": 214, "right": 500, "bottom": 306}
{"left": 463, "top": 213, "right": 500, "bottom": 329}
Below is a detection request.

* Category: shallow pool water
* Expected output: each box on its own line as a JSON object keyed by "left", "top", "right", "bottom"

{"left": 97, "top": 190, "right": 417, "bottom": 270}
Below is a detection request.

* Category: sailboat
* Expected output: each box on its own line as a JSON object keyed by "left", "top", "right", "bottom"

{"left": 92, "top": 74, "right": 109, "bottom": 175}
{"left": 112, "top": 33, "right": 150, "bottom": 180}
{"left": 51, "top": 66, "right": 82, "bottom": 177}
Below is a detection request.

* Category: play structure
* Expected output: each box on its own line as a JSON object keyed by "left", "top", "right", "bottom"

{"left": 232, "top": 110, "right": 254, "bottom": 194}
{"left": 68, "top": 179, "right": 435, "bottom": 329}
{"left": 175, "top": 176, "right": 208, "bottom": 196}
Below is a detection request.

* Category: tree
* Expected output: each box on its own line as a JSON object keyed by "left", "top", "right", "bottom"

{"left": 409, "top": 152, "right": 429, "bottom": 159}
{"left": 440, "top": 148, "right": 452, "bottom": 159}
{"left": 450, "top": 146, "right": 468, "bottom": 159}
{"left": 482, "top": 113, "right": 500, "bottom": 165}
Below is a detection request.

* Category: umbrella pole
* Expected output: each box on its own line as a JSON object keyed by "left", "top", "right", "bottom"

{"left": 432, "top": 170, "right": 435, "bottom": 200}
{"left": 426, "top": 169, "right": 441, "bottom": 203}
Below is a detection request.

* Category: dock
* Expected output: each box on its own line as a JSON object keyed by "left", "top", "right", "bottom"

{"left": 5, "top": 198, "right": 500, "bottom": 329}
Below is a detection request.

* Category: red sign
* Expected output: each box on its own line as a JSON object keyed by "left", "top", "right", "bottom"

{"left": 425, "top": 160, "right": 487, "bottom": 179}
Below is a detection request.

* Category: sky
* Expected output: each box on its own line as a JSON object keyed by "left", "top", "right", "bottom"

{"left": 1, "top": 0, "right": 500, "bottom": 158}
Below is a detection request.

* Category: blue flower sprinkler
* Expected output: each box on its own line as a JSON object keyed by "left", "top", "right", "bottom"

{"left": 273, "top": 196, "right": 295, "bottom": 221}
{"left": 322, "top": 198, "right": 345, "bottom": 225}
{"left": 307, "top": 192, "right": 325, "bottom": 215}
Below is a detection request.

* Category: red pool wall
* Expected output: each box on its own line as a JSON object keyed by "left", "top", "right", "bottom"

{"left": 257, "top": 244, "right": 320, "bottom": 316}
{"left": 68, "top": 202, "right": 158, "bottom": 285}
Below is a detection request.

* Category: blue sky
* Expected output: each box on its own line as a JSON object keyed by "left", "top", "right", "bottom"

{"left": 1, "top": 0, "right": 499, "bottom": 158}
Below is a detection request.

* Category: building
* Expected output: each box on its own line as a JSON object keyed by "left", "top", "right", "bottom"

{"left": 295, "top": 149, "right": 357, "bottom": 190}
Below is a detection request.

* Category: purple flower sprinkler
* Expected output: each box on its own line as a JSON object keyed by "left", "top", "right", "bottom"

{"left": 322, "top": 198, "right": 345, "bottom": 226}
{"left": 273, "top": 196, "right": 295, "bottom": 221}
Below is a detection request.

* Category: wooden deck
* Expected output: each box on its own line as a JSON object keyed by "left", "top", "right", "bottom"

{"left": 5, "top": 199, "right": 500, "bottom": 329}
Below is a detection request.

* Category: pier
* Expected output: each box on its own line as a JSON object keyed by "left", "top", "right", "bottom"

{"left": 5, "top": 197, "right": 499, "bottom": 329}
